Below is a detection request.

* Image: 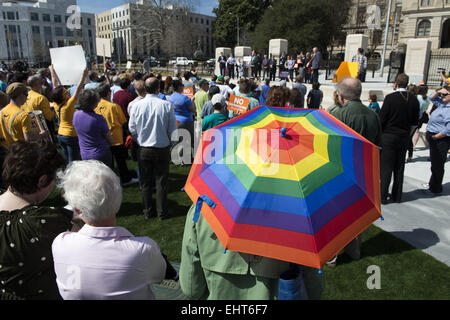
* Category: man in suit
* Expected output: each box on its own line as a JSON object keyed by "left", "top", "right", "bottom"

{"left": 379, "top": 73, "right": 420, "bottom": 204}
{"left": 218, "top": 52, "right": 227, "bottom": 76}
{"left": 311, "top": 47, "right": 322, "bottom": 83}
{"left": 269, "top": 55, "right": 277, "bottom": 82}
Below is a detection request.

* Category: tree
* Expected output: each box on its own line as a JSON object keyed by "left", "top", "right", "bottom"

{"left": 213, "top": 0, "right": 273, "bottom": 47}
{"left": 123, "top": 0, "right": 199, "bottom": 57}
{"left": 251, "top": 0, "right": 351, "bottom": 55}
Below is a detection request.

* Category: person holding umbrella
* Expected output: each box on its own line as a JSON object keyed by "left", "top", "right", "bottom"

{"left": 179, "top": 204, "right": 325, "bottom": 300}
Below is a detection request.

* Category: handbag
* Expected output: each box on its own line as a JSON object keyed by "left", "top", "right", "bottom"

{"left": 278, "top": 264, "right": 308, "bottom": 300}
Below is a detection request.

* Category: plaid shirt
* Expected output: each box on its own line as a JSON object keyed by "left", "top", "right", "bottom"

{"left": 352, "top": 54, "right": 367, "bottom": 72}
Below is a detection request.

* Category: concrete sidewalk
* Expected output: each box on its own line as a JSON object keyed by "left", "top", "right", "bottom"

{"left": 374, "top": 148, "right": 450, "bottom": 267}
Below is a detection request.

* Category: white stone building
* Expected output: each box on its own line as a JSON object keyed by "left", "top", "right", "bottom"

{"left": 339, "top": 0, "right": 450, "bottom": 55}
{"left": 97, "top": 0, "right": 215, "bottom": 61}
{"left": 0, "top": 0, "right": 96, "bottom": 66}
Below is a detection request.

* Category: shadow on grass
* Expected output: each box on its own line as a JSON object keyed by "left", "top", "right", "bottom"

{"left": 334, "top": 226, "right": 432, "bottom": 266}
{"left": 119, "top": 197, "right": 190, "bottom": 219}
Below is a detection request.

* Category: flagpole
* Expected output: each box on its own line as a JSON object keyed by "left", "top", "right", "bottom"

{"left": 380, "top": 0, "right": 393, "bottom": 78}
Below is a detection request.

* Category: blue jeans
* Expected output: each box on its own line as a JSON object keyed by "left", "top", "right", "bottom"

{"left": 58, "top": 135, "right": 81, "bottom": 162}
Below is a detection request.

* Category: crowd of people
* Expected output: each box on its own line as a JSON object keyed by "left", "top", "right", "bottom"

{"left": 218, "top": 48, "right": 322, "bottom": 84}
{"left": 0, "top": 55, "right": 448, "bottom": 300}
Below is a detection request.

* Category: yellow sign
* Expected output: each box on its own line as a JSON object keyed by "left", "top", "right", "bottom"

{"left": 228, "top": 94, "right": 249, "bottom": 114}
{"left": 332, "top": 62, "right": 360, "bottom": 83}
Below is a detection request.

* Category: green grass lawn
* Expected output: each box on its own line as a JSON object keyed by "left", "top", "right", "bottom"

{"left": 45, "top": 161, "right": 450, "bottom": 300}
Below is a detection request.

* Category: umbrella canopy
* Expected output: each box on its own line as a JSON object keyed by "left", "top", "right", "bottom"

{"left": 184, "top": 106, "right": 381, "bottom": 270}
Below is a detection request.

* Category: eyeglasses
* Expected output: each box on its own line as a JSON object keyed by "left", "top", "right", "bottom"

{"left": 440, "top": 93, "right": 449, "bottom": 97}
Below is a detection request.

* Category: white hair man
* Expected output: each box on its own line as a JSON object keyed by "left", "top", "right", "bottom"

{"left": 328, "top": 77, "right": 382, "bottom": 266}
{"left": 52, "top": 160, "right": 167, "bottom": 300}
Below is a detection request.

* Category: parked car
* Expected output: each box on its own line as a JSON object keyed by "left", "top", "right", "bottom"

{"left": 169, "top": 57, "right": 196, "bottom": 66}
{"left": 205, "top": 58, "right": 215, "bottom": 68}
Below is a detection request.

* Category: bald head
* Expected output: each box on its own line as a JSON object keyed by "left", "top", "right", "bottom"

{"left": 145, "top": 77, "right": 160, "bottom": 94}
{"left": 336, "top": 77, "right": 362, "bottom": 103}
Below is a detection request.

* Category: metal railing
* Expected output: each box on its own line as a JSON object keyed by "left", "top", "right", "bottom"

{"left": 425, "top": 51, "right": 450, "bottom": 87}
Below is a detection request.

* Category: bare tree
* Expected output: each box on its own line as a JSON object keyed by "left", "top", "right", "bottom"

{"left": 123, "top": 0, "right": 199, "bottom": 57}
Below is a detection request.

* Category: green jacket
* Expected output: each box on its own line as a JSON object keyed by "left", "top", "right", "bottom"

{"left": 179, "top": 204, "right": 325, "bottom": 300}
{"left": 330, "top": 99, "right": 382, "bottom": 146}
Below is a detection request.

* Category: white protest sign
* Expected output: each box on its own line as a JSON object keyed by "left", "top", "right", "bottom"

{"left": 50, "top": 45, "right": 86, "bottom": 86}
{"left": 126, "top": 61, "right": 132, "bottom": 69}
{"left": 96, "top": 38, "right": 112, "bottom": 58}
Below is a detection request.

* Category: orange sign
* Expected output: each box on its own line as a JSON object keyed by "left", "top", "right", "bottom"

{"left": 182, "top": 87, "right": 194, "bottom": 99}
{"left": 228, "top": 94, "right": 249, "bottom": 114}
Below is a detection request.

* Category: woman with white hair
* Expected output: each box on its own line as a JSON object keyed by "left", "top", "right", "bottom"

{"left": 52, "top": 160, "right": 167, "bottom": 300}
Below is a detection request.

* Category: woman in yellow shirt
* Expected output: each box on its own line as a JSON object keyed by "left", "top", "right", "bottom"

{"left": 0, "top": 83, "right": 33, "bottom": 149}
{"left": 95, "top": 83, "right": 138, "bottom": 186}
{"left": 50, "top": 66, "right": 88, "bottom": 162}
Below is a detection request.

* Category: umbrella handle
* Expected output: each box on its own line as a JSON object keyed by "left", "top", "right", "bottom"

{"left": 193, "top": 195, "right": 216, "bottom": 223}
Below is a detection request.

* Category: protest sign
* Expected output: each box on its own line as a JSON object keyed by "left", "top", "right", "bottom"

{"left": 126, "top": 61, "right": 132, "bottom": 69}
{"left": 182, "top": 87, "right": 194, "bottom": 99}
{"left": 96, "top": 38, "right": 112, "bottom": 58}
{"left": 50, "top": 45, "right": 86, "bottom": 86}
{"left": 280, "top": 71, "right": 289, "bottom": 79}
{"left": 28, "top": 111, "right": 52, "bottom": 142}
{"left": 228, "top": 94, "right": 249, "bottom": 114}
{"left": 332, "top": 62, "right": 359, "bottom": 83}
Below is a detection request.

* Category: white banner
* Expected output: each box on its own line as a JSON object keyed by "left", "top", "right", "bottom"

{"left": 50, "top": 45, "right": 86, "bottom": 86}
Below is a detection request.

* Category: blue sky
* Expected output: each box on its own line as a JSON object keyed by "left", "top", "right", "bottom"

{"left": 77, "top": 0, "right": 218, "bottom": 16}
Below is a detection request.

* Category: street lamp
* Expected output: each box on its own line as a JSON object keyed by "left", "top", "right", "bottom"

{"left": 380, "top": 0, "right": 393, "bottom": 78}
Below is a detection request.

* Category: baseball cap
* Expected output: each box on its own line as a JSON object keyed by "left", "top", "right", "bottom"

{"left": 6, "top": 82, "right": 28, "bottom": 99}
{"left": 217, "top": 75, "right": 225, "bottom": 82}
{"left": 198, "top": 78, "right": 209, "bottom": 86}
{"left": 211, "top": 93, "right": 226, "bottom": 107}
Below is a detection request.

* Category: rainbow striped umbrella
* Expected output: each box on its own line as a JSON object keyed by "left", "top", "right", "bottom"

{"left": 184, "top": 106, "right": 381, "bottom": 270}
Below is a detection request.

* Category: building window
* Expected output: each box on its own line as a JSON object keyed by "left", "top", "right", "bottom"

{"left": 32, "top": 26, "right": 40, "bottom": 34}
{"left": 7, "top": 12, "right": 16, "bottom": 20}
{"left": 55, "top": 27, "right": 63, "bottom": 36}
{"left": 54, "top": 15, "right": 62, "bottom": 23}
{"left": 30, "top": 12, "right": 39, "bottom": 21}
{"left": 88, "top": 18, "right": 91, "bottom": 25}
{"left": 420, "top": 0, "right": 433, "bottom": 6}
{"left": 417, "top": 19, "right": 431, "bottom": 36}
{"left": 42, "top": 14, "right": 50, "bottom": 22}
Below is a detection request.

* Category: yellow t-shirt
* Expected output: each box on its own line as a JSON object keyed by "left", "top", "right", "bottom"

{"left": 21, "top": 89, "right": 55, "bottom": 121}
{"left": 54, "top": 96, "right": 77, "bottom": 137}
{"left": 0, "top": 103, "right": 32, "bottom": 148}
{"left": 94, "top": 99, "right": 127, "bottom": 146}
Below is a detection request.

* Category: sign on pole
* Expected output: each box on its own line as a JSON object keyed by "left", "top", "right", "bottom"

{"left": 96, "top": 38, "right": 112, "bottom": 58}
{"left": 50, "top": 45, "right": 86, "bottom": 86}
